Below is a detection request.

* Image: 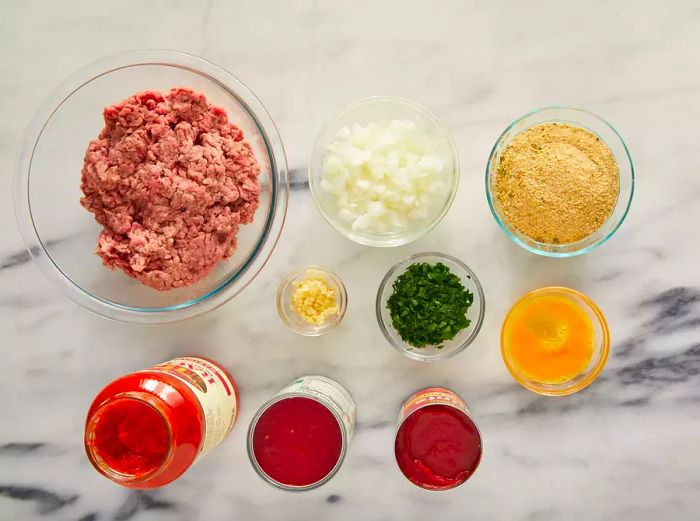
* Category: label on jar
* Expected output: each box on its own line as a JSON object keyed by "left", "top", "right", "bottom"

{"left": 398, "top": 387, "right": 469, "bottom": 424}
{"left": 149, "top": 357, "right": 238, "bottom": 462}
{"left": 277, "top": 375, "right": 356, "bottom": 440}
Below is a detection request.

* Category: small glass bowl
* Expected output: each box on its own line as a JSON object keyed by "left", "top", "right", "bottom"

{"left": 376, "top": 253, "right": 485, "bottom": 361}
{"left": 501, "top": 287, "right": 610, "bottom": 396}
{"left": 485, "top": 107, "right": 634, "bottom": 257}
{"left": 276, "top": 266, "right": 347, "bottom": 336}
{"left": 13, "top": 50, "right": 288, "bottom": 324}
{"left": 309, "top": 96, "right": 460, "bottom": 247}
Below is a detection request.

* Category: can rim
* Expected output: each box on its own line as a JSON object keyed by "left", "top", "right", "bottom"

{"left": 247, "top": 391, "right": 349, "bottom": 492}
{"left": 394, "top": 387, "right": 483, "bottom": 491}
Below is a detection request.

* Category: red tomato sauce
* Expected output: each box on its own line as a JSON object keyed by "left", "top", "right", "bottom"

{"left": 395, "top": 404, "right": 482, "bottom": 490}
{"left": 90, "top": 397, "right": 170, "bottom": 476}
{"left": 252, "top": 397, "right": 342, "bottom": 487}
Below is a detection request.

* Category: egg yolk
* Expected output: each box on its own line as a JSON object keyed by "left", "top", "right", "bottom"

{"left": 503, "top": 294, "right": 594, "bottom": 384}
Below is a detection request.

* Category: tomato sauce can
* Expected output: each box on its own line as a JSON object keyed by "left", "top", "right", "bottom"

{"left": 394, "top": 387, "right": 483, "bottom": 490}
{"left": 247, "top": 375, "right": 356, "bottom": 491}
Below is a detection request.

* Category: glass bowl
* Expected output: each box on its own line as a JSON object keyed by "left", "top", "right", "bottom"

{"left": 14, "top": 50, "right": 288, "bottom": 324}
{"left": 309, "top": 97, "right": 460, "bottom": 247}
{"left": 376, "top": 252, "right": 485, "bottom": 361}
{"left": 276, "top": 266, "right": 347, "bottom": 336}
{"left": 501, "top": 287, "right": 610, "bottom": 396}
{"left": 485, "top": 107, "right": 634, "bottom": 257}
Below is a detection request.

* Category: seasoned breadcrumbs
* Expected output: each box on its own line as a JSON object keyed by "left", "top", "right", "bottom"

{"left": 494, "top": 123, "right": 619, "bottom": 244}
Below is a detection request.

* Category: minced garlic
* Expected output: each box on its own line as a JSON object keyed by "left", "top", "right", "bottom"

{"left": 291, "top": 270, "right": 339, "bottom": 326}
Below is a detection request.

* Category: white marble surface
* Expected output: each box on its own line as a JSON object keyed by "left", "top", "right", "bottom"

{"left": 2, "top": 1, "right": 700, "bottom": 520}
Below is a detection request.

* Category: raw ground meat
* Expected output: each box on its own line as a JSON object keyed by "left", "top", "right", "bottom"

{"left": 80, "top": 87, "right": 260, "bottom": 291}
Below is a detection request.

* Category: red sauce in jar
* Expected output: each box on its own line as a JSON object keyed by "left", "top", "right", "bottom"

{"left": 395, "top": 403, "right": 482, "bottom": 490}
{"left": 252, "top": 397, "right": 342, "bottom": 487}
{"left": 90, "top": 397, "right": 170, "bottom": 476}
{"left": 85, "top": 357, "right": 239, "bottom": 488}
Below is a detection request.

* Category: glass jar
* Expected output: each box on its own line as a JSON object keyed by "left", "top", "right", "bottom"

{"left": 84, "top": 357, "right": 239, "bottom": 488}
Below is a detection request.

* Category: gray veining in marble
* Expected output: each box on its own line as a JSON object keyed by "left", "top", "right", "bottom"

{"left": 1, "top": 1, "right": 699, "bottom": 520}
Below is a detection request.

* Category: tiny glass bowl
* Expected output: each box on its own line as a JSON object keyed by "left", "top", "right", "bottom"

{"left": 485, "top": 107, "right": 634, "bottom": 257}
{"left": 376, "top": 252, "right": 485, "bottom": 361}
{"left": 501, "top": 287, "right": 610, "bottom": 396}
{"left": 276, "top": 266, "right": 347, "bottom": 336}
{"left": 309, "top": 96, "right": 460, "bottom": 247}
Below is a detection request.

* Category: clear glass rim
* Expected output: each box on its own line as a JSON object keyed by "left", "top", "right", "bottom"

{"left": 500, "top": 286, "right": 611, "bottom": 396}
{"left": 276, "top": 265, "right": 348, "bottom": 336}
{"left": 246, "top": 392, "right": 349, "bottom": 492}
{"left": 308, "top": 95, "right": 460, "bottom": 248}
{"left": 84, "top": 393, "right": 174, "bottom": 485}
{"left": 375, "top": 252, "right": 486, "bottom": 361}
{"left": 485, "top": 106, "right": 635, "bottom": 258}
{"left": 13, "top": 49, "right": 289, "bottom": 324}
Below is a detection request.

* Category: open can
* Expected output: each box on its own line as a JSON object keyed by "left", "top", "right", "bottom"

{"left": 395, "top": 387, "right": 483, "bottom": 490}
{"left": 247, "top": 375, "right": 356, "bottom": 491}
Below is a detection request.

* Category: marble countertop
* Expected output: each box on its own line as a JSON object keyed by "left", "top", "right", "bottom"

{"left": 2, "top": 1, "right": 699, "bottom": 520}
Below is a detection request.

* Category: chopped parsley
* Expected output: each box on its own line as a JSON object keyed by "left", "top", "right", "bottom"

{"left": 387, "top": 262, "right": 473, "bottom": 348}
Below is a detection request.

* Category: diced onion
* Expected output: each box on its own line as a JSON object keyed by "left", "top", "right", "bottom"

{"left": 320, "top": 119, "right": 450, "bottom": 234}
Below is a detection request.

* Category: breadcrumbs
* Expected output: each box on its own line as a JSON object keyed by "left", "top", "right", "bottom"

{"left": 494, "top": 123, "right": 619, "bottom": 244}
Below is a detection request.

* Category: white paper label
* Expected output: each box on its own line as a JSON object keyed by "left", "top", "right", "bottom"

{"left": 150, "top": 357, "right": 238, "bottom": 461}
{"left": 277, "top": 375, "right": 356, "bottom": 440}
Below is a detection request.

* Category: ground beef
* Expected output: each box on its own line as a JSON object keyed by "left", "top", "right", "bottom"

{"left": 80, "top": 87, "right": 260, "bottom": 291}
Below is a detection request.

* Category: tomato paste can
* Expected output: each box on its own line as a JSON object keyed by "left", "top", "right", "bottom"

{"left": 394, "top": 387, "right": 483, "bottom": 490}
{"left": 247, "top": 375, "right": 356, "bottom": 491}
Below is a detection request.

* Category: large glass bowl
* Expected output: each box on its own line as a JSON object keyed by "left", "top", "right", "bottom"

{"left": 376, "top": 252, "right": 485, "bottom": 362}
{"left": 309, "top": 97, "right": 459, "bottom": 247}
{"left": 14, "top": 50, "right": 288, "bottom": 324}
{"left": 485, "top": 107, "right": 634, "bottom": 257}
